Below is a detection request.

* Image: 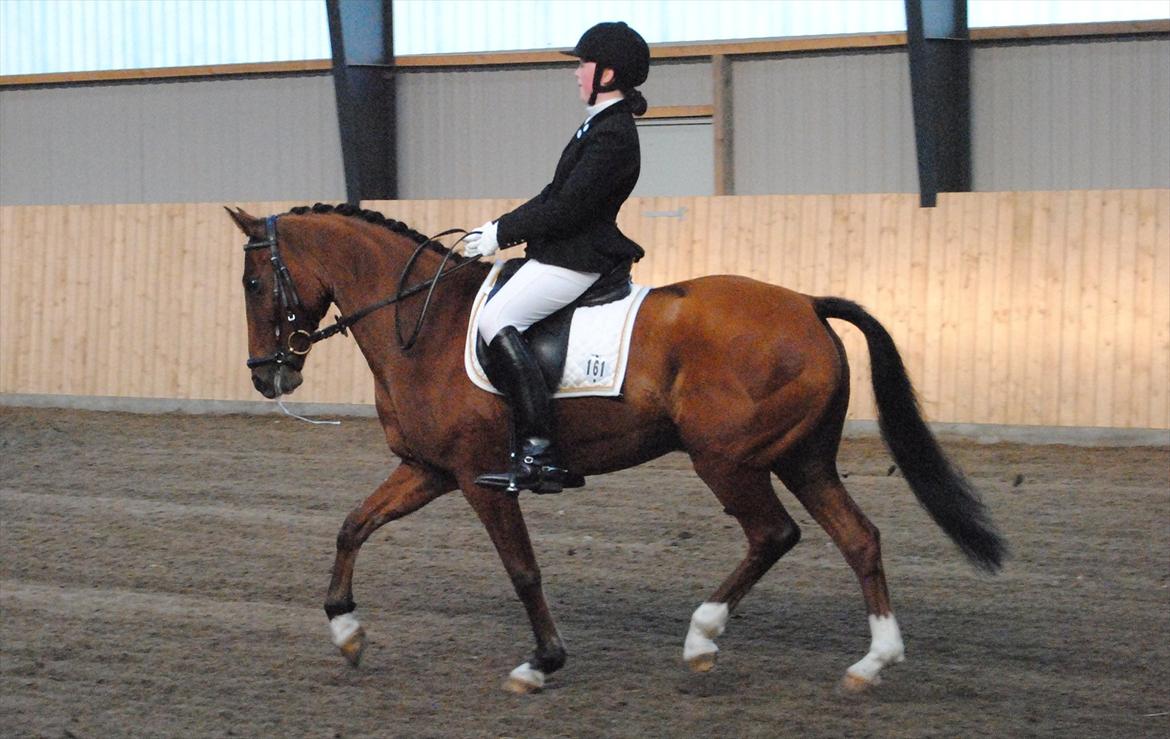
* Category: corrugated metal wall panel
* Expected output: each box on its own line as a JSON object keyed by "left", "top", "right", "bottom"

{"left": 0, "top": 75, "right": 345, "bottom": 205}
{"left": 634, "top": 119, "right": 714, "bottom": 195}
{"left": 972, "top": 38, "right": 1170, "bottom": 191}
{"left": 641, "top": 60, "right": 711, "bottom": 107}
{"left": 733, "top": 50, "right": 917, "bottom": 195}
{"left": 396, "top": 65, "right": 583, "bottom": 199}
{"left": 4, "top": 37, "right": 1168, "bottom": 204}
{"left": 0, "top": 86, "right": 144, "bottom": 204}
{"left": 395, "top": 60, "right": 712, "bottom": 199}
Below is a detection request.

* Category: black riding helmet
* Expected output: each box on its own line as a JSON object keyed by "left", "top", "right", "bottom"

{"left": 564, "top": 22, "right": 650, "bottom": 109}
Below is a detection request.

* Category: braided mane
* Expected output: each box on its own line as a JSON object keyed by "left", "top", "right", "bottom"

{"left": 288, "top": 202, "right": 453, "bottom": 256}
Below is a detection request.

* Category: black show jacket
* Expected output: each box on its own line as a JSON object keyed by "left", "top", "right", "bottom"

{"left": 495, "top": 98, "right": 646, "bottom": 274}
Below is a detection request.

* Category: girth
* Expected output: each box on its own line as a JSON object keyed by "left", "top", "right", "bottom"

{"left": 476, "top": 258, "right": 633, "bottom": 392}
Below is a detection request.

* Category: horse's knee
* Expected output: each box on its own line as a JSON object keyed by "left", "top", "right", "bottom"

{"left": 509, "top": 568, "right": 542, "bottom": 595}
{"left": 754, "top": 519, "right": 801, "bottom": 562}
{"left": 776, "top": 519, "right": 802, "bottom": 553}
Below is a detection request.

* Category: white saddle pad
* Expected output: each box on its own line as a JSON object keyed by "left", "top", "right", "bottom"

{"left": 464, "top": 260, "right": 651, "bottom": 398}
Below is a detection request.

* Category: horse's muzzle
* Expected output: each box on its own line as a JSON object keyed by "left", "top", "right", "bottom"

{"left": 252, "top": 365, "right": 303, "bottom": 399}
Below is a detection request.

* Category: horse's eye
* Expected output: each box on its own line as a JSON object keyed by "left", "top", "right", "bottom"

{"left": 243, "top": 277, "right": 262, "bottom": 295}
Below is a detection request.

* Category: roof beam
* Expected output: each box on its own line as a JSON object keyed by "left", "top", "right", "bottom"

{"left": 905, "top": 0, "right": 971, "bottom": 207}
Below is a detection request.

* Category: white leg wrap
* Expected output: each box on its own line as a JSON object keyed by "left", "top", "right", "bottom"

{"left": 329, "top": 612, "right": 362, "bottom": 647}
{"left": 846, "top": 613, "right": 905, "bottom": 682}
{"left": 683, "top": 602, "right": 730, "bottom": 661}
{"left": 509, "top": 662, "right": 546, "bottom": 689}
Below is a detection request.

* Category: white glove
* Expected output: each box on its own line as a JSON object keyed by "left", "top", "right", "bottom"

{"left": 464, "top": 220, "right": 500, "bottom": 257}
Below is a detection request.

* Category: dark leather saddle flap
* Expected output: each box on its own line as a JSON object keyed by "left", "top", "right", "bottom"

{"left": 476, "top": 258, "right": 633, "bottom": 391}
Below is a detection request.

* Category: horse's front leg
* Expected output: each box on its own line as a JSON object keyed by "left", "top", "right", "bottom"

{"left": 324, "top": 459, "right": 455, "bottom": 666}
{"left": 461, "top": 483, "right": 566, "bottom": 694}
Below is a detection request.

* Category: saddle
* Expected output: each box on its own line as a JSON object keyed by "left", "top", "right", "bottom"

{"left": 475, "top": 258, "right": 633, "bottom": 392}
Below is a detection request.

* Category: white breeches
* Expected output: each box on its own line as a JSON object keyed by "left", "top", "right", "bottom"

{"left": 478, "top": 258, "right": 600, "bottom": 342}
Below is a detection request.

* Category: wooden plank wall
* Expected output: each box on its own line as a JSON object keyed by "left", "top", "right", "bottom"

{"left": 1, "top": 191, "right": 1166, "bottom": 429}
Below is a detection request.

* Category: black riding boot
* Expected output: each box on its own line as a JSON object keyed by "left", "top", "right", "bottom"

{"left": 474, "top": 326, "right": 585, "bottom": 495}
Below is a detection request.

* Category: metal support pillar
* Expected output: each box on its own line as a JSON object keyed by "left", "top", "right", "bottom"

{"left": 327, "top": 0, "right": 396, "bottom": 203}
{"left": 905, "top": 0, "right": 971, "bottom": 207}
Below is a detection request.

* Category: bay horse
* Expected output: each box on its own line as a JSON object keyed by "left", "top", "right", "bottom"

{"left": 228, "top": 203, "right": 1004, "bottom": 694}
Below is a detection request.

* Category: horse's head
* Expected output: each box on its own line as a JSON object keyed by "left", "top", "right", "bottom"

{"left": 227, "top": 207, "right": 332, "bottom": 399}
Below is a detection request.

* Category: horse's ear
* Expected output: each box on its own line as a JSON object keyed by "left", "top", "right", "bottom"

{"left": 224, "top": 206, "right": 267, "bottom": 240}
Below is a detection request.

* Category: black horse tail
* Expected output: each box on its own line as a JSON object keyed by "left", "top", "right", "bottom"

{"left": 813, "top": 296, "right": 1007, "bottom": 573}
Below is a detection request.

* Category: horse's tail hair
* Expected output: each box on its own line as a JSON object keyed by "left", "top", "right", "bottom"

{"left": 813, "top": 296, "right": 1007, "bottom": 573}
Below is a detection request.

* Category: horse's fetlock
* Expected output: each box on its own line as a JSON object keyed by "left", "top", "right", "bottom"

{"left": 532, "top": 644, "right": 567, "bottom": 674}
{"left": 691, "top": 602, "right": 730, "bottom": 637}
{"left": 875, "top": 640, "right": 904, "bottom": 662}
{"left": 324, "top": 598, "right": 356, "bottom": 620}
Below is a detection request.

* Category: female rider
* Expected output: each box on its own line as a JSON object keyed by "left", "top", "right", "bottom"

{"left": 462, "top": 21, "right": 650, "bottom": 494}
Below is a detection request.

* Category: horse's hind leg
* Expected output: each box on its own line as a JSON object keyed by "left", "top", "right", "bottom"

{"left": 324, "top": 460, "right": 454, "bottom": 666}
{"left": 683, "top": 458, "right": 802, "bottom": 672}
{"left": 778, "top": 460, "right": 905, "bottom": 690}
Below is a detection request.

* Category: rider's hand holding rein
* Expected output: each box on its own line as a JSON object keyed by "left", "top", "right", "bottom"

{"left": 464, "top": 220, "right": 500, "bottom": 258}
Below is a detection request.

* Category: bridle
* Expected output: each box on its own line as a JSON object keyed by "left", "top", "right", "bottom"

{"left": 244, "top": 216, "right": 307, "bottom": 370}
{"left": 243, "top": 214, "right": 481, "bottom": 371}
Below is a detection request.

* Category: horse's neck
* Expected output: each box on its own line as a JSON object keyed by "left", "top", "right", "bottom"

{"left": 307, "top": 224, "right": 424, "bottom": 311}
{"left": 310, "top": 224, "right": 479, "bottom": 360}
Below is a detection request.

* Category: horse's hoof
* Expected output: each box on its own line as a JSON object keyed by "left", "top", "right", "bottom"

{"left": 503, "top": 662, "right": 545, "bottom": 694}
{"left": 686, "top": 652, "right": 718, "bottom": 673}
{"left": 504, "top": 675, "right": 542, "bottom": 694}
{"left": 338, "top": 627, "right": 366, "bottom": 667}
{"left": 841, "top": 671, "right": 879, "bottom": 693}
{"left": 329, "top": 613, "right": 365, "bottom": 667}
{"left": 683, "top": 602, "right": 728, "bottom": 673}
